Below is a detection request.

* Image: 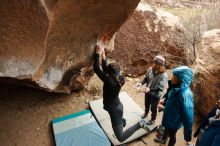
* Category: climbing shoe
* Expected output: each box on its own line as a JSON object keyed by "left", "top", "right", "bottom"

{"left": 139, "top": 119, "right": 150, "bottom": 132}
{"left": 122, "top": 118, "right": 126, "bottom": 127}
{"left": 147, "top": 120, "right": 155, "bottom": 125}
{"left": 154, "top": 137, "right": 166, "bottom": 144}
{"left": 141, "top": 113, "right": 148, "bottom": 119}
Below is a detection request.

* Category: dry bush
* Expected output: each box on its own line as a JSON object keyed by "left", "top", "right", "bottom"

{"left": 164, "top": 2, "right": 220, "bottom": 62}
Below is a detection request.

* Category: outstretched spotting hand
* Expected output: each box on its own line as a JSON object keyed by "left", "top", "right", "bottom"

{"left": 158, "top": 103, "right": 164, "bottom": 111}
{"left": 159, "top": 98, "right": 165, "bottom": 105}
{"left": 158, "top": 98, "right": 165, "bottom": 111}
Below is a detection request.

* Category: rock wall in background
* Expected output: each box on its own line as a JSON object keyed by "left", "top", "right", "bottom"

{"left": 193, "top": 29, "right": 220, "bottom": 115}
{"left": 0, "top": 0, "right": 140, "bottom": 93}
{"left": 109, "top": 2, "right": 187, "bottom": 77}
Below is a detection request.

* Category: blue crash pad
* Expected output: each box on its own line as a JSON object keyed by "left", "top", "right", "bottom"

{"left": 52, "top": 110, "right": 111, "bottom": 146}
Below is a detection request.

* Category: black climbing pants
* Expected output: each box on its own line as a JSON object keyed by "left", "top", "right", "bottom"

{"left": 144, "top": 93, "right": 160, "bottom": 121}
{"left": 107, "top": 102, "right": 141, "bottom": 142}
{"left": 163, "top": 128, "right": 178, "bottom": 146}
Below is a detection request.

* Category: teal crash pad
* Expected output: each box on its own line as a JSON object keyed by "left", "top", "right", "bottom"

{"left": 52, "top": 110, "right": 111, "bottom": 146}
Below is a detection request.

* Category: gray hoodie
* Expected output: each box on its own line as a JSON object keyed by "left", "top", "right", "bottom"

{"left": 141, "top": 67, "right": 168, "bottom": 98}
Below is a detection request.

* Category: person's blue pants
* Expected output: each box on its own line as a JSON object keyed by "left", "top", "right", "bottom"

{"left": 199, "top": 126, "right": 220, "bottom": 146}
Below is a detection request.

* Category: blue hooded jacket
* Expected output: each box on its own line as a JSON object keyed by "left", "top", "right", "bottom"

{"left": 162, "top": 66, "right": 194, "bottom": 141}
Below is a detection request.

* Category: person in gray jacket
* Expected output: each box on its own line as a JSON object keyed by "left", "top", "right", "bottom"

{"left": 137, "top": 55, "right": 168, "bottom": 125}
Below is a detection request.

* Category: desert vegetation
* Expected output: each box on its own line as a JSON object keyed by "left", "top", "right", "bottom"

{"left": 163, "top": 0, "right": 220, "bottom": 61}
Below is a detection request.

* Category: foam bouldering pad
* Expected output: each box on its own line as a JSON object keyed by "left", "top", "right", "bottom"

{"left": 52, "top": 110, "right": 111, "bottom": 146}
{"left": 89, "top": 91, "right": 157, "bottom": 145}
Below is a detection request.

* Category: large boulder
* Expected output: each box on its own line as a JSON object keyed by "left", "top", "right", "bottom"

{"left": 108, "top": 2, "right": 187, "bottom": 77}
{"left": 0, "top": 0, "right": 140, "bottom": 93}
{"left": 193, "top": 29, "right": 220, "bottom": 115}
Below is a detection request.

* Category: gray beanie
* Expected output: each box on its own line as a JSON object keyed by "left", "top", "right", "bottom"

{"left": 153, "top": 55, "right": 165, "bottom": 66}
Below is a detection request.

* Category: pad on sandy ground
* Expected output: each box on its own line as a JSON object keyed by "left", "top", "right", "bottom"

{"left": 52, "top": 110, "right": 111, "bottom": 146}
{"left": 89, "top": 91, "right": 157, "bottom": 145}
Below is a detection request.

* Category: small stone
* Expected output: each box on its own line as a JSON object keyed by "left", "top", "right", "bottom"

{"left": 85, "top": 99, "right": 89, "bottom": 104}
{"left": 134, "top": 78, "right": 140, "bottom": 82}
{"left": 126, "top": 77, "right": 133, "bottom": 81}
{"left": 93, "top": 96, "right": 99, "bottom": 100}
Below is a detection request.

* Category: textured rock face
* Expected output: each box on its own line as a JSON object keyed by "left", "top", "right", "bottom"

{"left": 193, "top": 29, "right": 220, "bottom": 115}
{"left": 0, "top": 0, "right": 140, "bottom": 93}
{"left": 109, "top": 2, "right": 187, "bottom": 77}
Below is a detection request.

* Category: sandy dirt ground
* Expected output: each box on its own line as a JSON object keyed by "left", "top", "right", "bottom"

{"left": 0, "top": 74, "right": 199, "bottom": 146}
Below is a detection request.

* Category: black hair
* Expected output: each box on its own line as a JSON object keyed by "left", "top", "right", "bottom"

{"left": 107, "top": 63, "right": 120, "bottom": 75}
{"left": 107, "top": 63, "right": 125, "bottom": 86}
